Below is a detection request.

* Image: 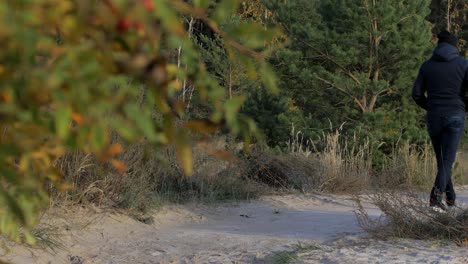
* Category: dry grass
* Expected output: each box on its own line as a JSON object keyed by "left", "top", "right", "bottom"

{"left": 355, "top": 191, "right": 468, "bottom": 244}
{"left": 52, "top": 151, "right": 102, "bottom": 205}
{"left": 42, "top": 129, "right": 468, "bottom": 249}
{"left": 247, "top": 128, "right": 372, "bottom": 193}
{"left": 50, "top": 136, "right": 261, "bottom": 212}
{"left": 279, "top": 127, "right": 468, "bottom": 193}
{"left": 312, "top": 131, "right": 372, "bottom": 192}
{"left": 246, "top": 151, "right": 322, "bottom": 191}
{"left": 453, "top": 150, "right": 468, "bottom": 186}
{"left": 50, "top": 127, "right": 468, "bottom": 212}
{"left": 377, "top": 142, "right": 436, "bottom": 189}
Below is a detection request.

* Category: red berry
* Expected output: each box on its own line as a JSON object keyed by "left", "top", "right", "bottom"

{"left": 92, "top": 16, "right": 103, "bottom": 26}
{"left": 143, "top": 0, "right": 154, "bottom": 11}
{"left": 117, "top": 18, "right": 132, "bottom": 32}
{"left": 133, "top": 21, "right": 144, "bottom": 32}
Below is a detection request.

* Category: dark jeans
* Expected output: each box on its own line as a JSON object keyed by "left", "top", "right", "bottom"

{"left": 426, "top": 112, "right": 465, "bottom": 203}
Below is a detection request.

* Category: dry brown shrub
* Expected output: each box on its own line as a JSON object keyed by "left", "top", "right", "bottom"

{"left": 50, "top": 136, "right": 261, "bottom": 211}
{"left": 246, "top": 151, "right": 322, "bottom": 191}
{"left": 52, "top": 151, "right": 104, "bottom": 205}
{"left": 355, "top": 190, "right": 468, "bottom": 244}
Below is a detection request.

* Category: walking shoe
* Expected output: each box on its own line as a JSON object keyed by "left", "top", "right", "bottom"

{"left": 429, "top": 187, "right": 447, "bottom": 211}
{"left": 446, "top": 199, "right": 456, "bottom": 207}
{"left": 430, "top": 200, "right": 448, "bottom": 211}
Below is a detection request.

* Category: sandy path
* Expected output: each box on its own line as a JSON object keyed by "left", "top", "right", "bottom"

{"left": 1, "top": 189, "right": 468, "bottom": 264}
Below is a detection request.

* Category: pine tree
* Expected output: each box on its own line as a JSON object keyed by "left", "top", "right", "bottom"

{"left": 268, "top": 0, "right": 433, "bottom": 143}
{"left": 265, "top": 0, "right": 339, "bottom": 138}
{"left": 316, "top": 0, "right": 432, "bottom": 113}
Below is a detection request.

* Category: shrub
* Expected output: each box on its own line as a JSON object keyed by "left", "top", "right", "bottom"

{"left": 355, "top": 191, "right": 468, "bottom": 244}
{"left": 0, "top": 0, "right": 279, "bottom": 242}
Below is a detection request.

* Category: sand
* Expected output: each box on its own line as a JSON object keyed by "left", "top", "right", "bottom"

{"left": 1, "top": 189, "right": 467, "bottom": 264}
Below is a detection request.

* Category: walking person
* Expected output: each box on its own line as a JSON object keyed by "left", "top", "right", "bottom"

{"left": 412, "top": 31, "right": 467, "bottom": 210}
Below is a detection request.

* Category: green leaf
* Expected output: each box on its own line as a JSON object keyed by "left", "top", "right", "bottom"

{"left": 124, "top": 104, "right": 162, "bottom": 143}
{"left": 109, "top": 118, "right": 137, "bottom": 141}
{"left": 238, "top": 54, "right": 258, "bottom": 80}
{"left": 90, "top": 126, "right": 106, "bottom": 150}
{"left": 240, "top": 116, "right": 259, "bottom": 152}
{"left": 225, "top": 22, "right": 276, "bottom": 49}
{"left": 212, "top": 0, "right": 240, "bottom": 24}
{"left": 260, "top": 62, "right": 279, "bottom": 94}
{"left": 193, "top": 0, "right": 213, "bottom": 9}
{"left": 54, "top": 106, "right": 72, "bottom": 140}
{"left": 23, "top": 230, "right": 36, "bottom": 245}
{"left": 225, "top": 96, "right": 245, "bottom": 133}
{"left": 0, "top": 167, "right": 19, "bottom": 184}
{"left": 0, "top": 144, "right": 19, "bottom": 157}
{"left": 0, "top": 190, "right": 26, "bottom": 225}
{"left": 154, "top": 0, "right": 185, "bottom": 35}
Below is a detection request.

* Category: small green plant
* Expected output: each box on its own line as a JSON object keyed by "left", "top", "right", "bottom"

{"left": 265, "top": 243, "right": 321, "bottom": 264}
{"left": 30, "top": 224, "right": 64, "bottom": 252}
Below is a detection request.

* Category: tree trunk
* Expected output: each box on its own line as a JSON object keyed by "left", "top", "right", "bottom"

{"left": 448, "top": 0, "right": 452, "bottom": 31}
{"left": 181, "top": 16, "right": 194, "bottom": 103}
{"left": 228, "top": 65, "right": 232, "bottom": 99}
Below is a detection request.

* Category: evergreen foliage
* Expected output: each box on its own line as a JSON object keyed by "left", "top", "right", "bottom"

{"left": 264, "top": 0, "right": 434, "bottom": 147}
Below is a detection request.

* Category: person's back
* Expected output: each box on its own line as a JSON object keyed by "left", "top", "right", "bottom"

{"left": 412, "top": 31, "right": 468, "bottom": 210}
{"left": 413, "top": 34, "right": 468, "bottom": 114}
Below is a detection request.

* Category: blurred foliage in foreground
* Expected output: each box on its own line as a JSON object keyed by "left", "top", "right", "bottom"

{"left": 0, "top": 0, "right": 278, "bottom": 243}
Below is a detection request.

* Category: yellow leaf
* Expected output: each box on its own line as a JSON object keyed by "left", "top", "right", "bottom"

{"left": 111, "top": 159, "right": 128, "bottom": 174}
{"left": 107, "top": 143, "right": 123, "bottom": 156}
{"left": 71, "top": 112, "right": 85, "bottom": 125}
{"left": 166, "top": 64, "right": 179, "bottom": 76}
{"left": 63, "top": 16, "right": 77, "bottom": 33}
{"left": 210, "top": 150, "right": 235, "bottom": 161}
{"left": 0, "top": 90, "right": 11, "bottom": 103}
{"left": 176, "top": 132, "right": 193, "bottom": 176}
{"left": 168, "top": 80, "right": 182, "bottom": 90}
{"left": 177, "top": 145, "right": 193, "bottom": 176}
{"left": 98, "top": 143, "right": 123, "bottom": 162}
{"left": 57, "top": 183, "right": 74, "bottom": 191}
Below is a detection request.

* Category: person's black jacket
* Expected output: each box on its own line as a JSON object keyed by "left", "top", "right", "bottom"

{"left": 412, "top": 43, "right": 468, "bottom": 112}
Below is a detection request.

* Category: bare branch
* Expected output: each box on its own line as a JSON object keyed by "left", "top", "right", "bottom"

{"left": 316, "top": 76, "right": 366, "bottom": 112}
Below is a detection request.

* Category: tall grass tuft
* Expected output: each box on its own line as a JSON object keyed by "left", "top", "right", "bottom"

{"left": 313, "top": 131, "right": 372, "bottom": 192}
{"left": 377, "top": 142, "right": 436, "bottom": 189}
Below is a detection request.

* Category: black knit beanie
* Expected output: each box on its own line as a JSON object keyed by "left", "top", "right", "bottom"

{"left": 438, "top": 30, "right": 458, "bottom": 47}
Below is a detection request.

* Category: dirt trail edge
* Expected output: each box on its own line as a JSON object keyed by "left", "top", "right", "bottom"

{"left": 2, "top": 189, "right": 468, "bottom": 264}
